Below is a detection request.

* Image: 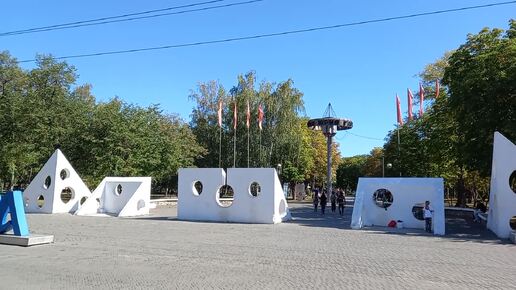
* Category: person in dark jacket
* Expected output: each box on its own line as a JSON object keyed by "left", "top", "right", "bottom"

{"left": 337, "top": 190, "right": 345, "bottom": 216}
{"left": 313, "top": 191, "right": 319, "bottom": 212}
{"left": 320, "top": 191, "right": 328, "bottom": 214}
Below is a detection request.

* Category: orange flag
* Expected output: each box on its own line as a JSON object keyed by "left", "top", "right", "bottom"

{"left": 258, "top": 104, "right": 264, "bottom": 130}
{"left": 419, "top": 83, "right": 425, "bottom": 116}
{"left": 407, "top": 88, "right": 413, "bottom": 121}
{"left": 246, "top": 101, "right": 250, "bottom": 128}
{"left": 233, "top": 102, "right": 237, "bottom": 130}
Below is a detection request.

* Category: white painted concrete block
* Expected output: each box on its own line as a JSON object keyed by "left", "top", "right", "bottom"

{"left": 487, "top": 132, "right": 516, "bottom": 239}
{"left": 75, "top": 177, "right": 151, "bottom": 217}
{"left": 178, "top": 168, "right": 291, "bottom": 224}
{"left": 23, "top": 149, "right": 91, "bottom": 214}
{"left": 351, "top": 178, "right": 445, "bottom": 235}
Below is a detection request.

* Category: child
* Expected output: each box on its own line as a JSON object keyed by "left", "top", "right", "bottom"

{"left": 423, "top": 201, "right": 434, "bottom": 233}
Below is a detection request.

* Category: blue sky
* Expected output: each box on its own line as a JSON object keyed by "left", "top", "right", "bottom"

{"left": 2, "top": 0, "right": 514, "bottom": 156}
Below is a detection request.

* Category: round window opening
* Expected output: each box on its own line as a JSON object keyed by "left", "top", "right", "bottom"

{"left": 60, "top": 187, "right": 75, "bottom": 204}
{"left": 193, "top": 181, "right": 203, "bottom": 196}
{"left": 37, "top": 195, "right": 45, "bottom": 208}
{"left": 373, "top": 188, "right": 393, "bottom": 209}
{"left": 80, "top": 196, "right": 88, "bottom": 206}
{"left": 249, "top": 182, "right": 261, "bottom": 197}
{"left": 412, "top": 203, "right": 425, "bottom": 220}
{"left": 43, "top": 176, "right": 51, "bottom": 189}
{"left": 115, "top": 184, "right": 123, "bottom": 196}
{"left": 217, "top": 185, "right": 234, "bottom": 208}
{"left": 510, "top": 171, "right": 516, "bottom": 194}
{"left": 60, "top": 169, "right": 70, "bottom": 180}
{"left": 510, "top": 216, "right": 516, "bottom": 231}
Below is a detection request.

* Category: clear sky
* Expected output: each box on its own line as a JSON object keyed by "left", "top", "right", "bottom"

{"left": 2, "top": 0, "right": 514, "bottom": 156}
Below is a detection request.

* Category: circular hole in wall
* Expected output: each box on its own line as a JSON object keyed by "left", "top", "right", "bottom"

{"left": 249, "top": 182, "right": 261, "bottom": 197}
{"left": 373, "top": 188, "right": 393, "bottom": 209}
{"left": 412, "top": 203, "right": 425, "bottom": 220}
{"left": 193, "top": 181, "right": 203, "bottom": 196}
{"left": 37, "top": 195, "right": 45, "bottom": 208}
{"left": 60, "top": 187, "right": 75, "bottom": 204}
{"left": 510, "top": 171, "right": 516, "bottom": 194}
{"left": 80, "top": 196, "right": 88, "bottom": 205}
{"left": 510, "top": 216, "right": 516, "bottom": 231}
{"left": 43, "top": 176, "right": 51, "bottom": 189}
{"left": 217, "top": 185, "right": 234, "bottom": 208}
{"left": 60, "top": 169, "right": 70, "bottom": 180}
{"left": 115, "top": 184, "right": 123, "bottom": 196}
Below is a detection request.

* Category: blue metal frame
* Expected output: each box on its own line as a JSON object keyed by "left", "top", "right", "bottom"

{"left": 0, "top": 191, "right": 30, "bottom": 236}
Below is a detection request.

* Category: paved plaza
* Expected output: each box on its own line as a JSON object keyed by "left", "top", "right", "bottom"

{"left": 1, "top": 202, "right": 515, "bottom": 289}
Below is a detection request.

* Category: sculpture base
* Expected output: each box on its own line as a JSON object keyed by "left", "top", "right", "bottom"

{"left": 0, "top": 234, "right": 54, "bottom": 247}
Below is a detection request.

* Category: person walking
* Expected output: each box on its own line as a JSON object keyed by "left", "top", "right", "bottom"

{"left": 320, "top": 191, "right": 327, "bottom": 215}
{"left": 337, "top": 190, "right": 345, "bottom": 216}
{"left": 423, "top": 200, "right": 434, "bottom": 233}
{"left": 330, "top": 190, "right": 337, "bottom": 213}
{"left": 313, "top": 190, "right": 319, "bottom": 213}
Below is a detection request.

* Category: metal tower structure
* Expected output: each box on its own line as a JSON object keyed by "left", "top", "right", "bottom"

{"left": 307, "top": 103, "right": 353, "bottom": 195}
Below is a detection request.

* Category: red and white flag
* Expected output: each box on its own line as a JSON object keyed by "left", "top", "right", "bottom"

{"left": 396, "top": 94, "right": 403, "bottom": 126}
{"left": 407, "top": 88, "right": 413, "bottom": 121}
{"left": 217, "top": 100, "right": 223, "bottom": 127}
{"left": 246, "top": 101, "right": 250, "bottom": 129}
{"left": 233, "top": 102, "right": 237, "bottom": 130}
{"left": 258, "top": 104, "right": 264, "bottom": 130}
{"left": 435, "top": 79, "right": 440, "bottom": 98}
{"left": 419, "top": 83, "right": 425, "bottom": 116}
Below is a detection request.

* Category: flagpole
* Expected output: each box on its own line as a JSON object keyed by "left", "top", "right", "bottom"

{"left": 397, "top": 124, "right": 401, "bottom": 177}
{"left": 233, "top": 127, "right": 236, "bottom": 168}
{"left": 247, "top": 126, "right": 250, "bottom": 168}
{"left": 219, "top": 125, "right": 222, "bottom": 168}
{"left": 259, "top": 131, "right": 262, "bottom": 167}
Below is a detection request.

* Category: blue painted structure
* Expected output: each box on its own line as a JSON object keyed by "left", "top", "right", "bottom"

{"left": 0, "top": 191, "right": 29, "bottom": 236}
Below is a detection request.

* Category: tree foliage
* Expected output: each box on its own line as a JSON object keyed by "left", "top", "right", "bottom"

{"left": 0, "top": 52, "right": 204, "bottom": 192}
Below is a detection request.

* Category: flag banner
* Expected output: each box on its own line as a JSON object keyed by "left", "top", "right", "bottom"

{"left": 218, "top": 100, "right": 223, "bottom": 127}
{"left": 419, "top": 83, "right": 425, "bottom": 116}
{"left": 258, "top": 104, "right": 264, "bottom": 130}
{"left": 396, "top": 94, "right": 403, "bottom": 126}
{"left": 246, "top": 101, "right": 250, "bottom": 128}
{"left": 233, "top": 102, "right": 237, "bottom": 130}
{"left": 435, "top": 79, "right": 440, "bottom": 98}
{"left": 407, "top": 88, "right": 413, "bottom": 121}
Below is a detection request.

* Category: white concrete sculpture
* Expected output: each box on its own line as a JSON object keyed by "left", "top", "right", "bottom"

{"left": 351, "top": 178, "right": 445, "bottom": 235}
{"left": 75, "top": 177, "right": 151, "bottom": 217}
{"left": 23, "top": 149, "right": 91, "bottom": 214}
{"left": 178, "top": 168, "right": 291, "bottom": 224}
{"left": 487, "top": 132, "right": 516, "bottom": 239}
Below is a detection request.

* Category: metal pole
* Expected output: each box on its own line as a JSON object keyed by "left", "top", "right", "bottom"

{"left": 397, "top": 125, "right": 401, "bottom": 177}
{"left": 233, "top": 127, "right": 236, "bottom": 168}
{"left": 247, "top": 127, "right": 250, "bottom": 168}
{"left": 219, "top": 126, "right": 222, "bottom": 168}
{"left": 326, "top": 134, "right": 332, "bottom": 195}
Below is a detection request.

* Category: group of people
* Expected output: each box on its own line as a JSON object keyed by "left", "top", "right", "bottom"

{"left": 312, "top": 188, "right": 346, "bottom": 216}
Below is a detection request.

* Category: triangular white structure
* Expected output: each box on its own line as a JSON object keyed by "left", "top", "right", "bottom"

{"left": 178, "top": 168, "right": 291, "bottom": 224}
{"left": 487, "top": 132, "right": 516, "bottom": 239}
{"left": 23, "top": 149, "right": 91, "bottom": 214}
{"left": 75, "top": 177, "right": 151, "bottom": 217}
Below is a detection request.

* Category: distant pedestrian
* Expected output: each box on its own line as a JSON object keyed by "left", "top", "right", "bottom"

{"left": 423, "top": 200, "right": 434, "bottom": 233}
{"left": 313, "top": 191, "right": 319, "bottom": 213}
{"left": 330, "top": 191, "right": 337, "bottom": 213}
{"left": 320, "top": 191, "right": 327, "bottom": 215}
{"left": 337, "top": 190, "right": 345, "bottom": 216}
